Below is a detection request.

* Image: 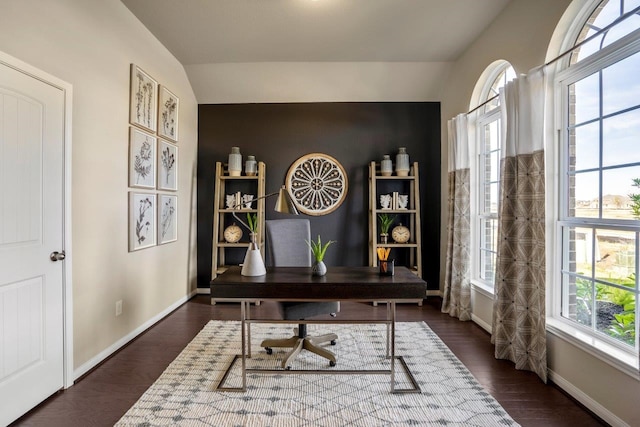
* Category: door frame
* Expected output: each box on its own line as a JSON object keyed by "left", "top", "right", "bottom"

{"left": 0, "top": 50, "right": 74, "bottom": 388}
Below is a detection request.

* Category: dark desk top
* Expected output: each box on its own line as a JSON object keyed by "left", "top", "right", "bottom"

{"left": 210, "top": 266, "right": 427, "bottom": 301}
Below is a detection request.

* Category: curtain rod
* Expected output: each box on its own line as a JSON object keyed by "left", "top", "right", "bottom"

{"left": 466, "top": 4, "right": 640, "bottom": 116}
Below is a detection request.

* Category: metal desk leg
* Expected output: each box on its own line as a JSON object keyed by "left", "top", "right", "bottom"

{"left": 241, "top": 301, "right": 247, "bottom": 391}
{"left": 390, "top": 301, "right": 396, "bottom": 393}
{"left": 246, "top": 301, "right": 251, "bottom": 358}
{"left": 386, "top": 302, "right": 391, "bottom": 358}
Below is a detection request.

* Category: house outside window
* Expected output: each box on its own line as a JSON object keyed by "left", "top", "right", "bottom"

{"left": 471, "top": 62, "right": 515, "bottom": 289}
{"left": 554, "top": 0, "right": 640, "bottom": 362}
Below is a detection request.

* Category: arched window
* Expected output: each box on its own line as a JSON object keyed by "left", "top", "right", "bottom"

{"left": 470, "top": 61, "right": 515, "bottom": 288}
{"left": 553, "top": 0, "right": 640, "bottom": 359}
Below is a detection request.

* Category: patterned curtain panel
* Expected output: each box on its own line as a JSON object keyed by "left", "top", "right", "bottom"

{"left": 492, "top": 68, "right": 547, "bottom": 382}
{"left": 442, "top": 114, "right": 471, "bottom": 321}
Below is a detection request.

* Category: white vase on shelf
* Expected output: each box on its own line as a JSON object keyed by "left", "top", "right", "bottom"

{"left": 395, "top": 147, "right": 410, "bottom": 176}
{"left": 245, "top": 155, "right": 257, "bottom": 176}
{"left": 228, "top": 146, "right": 242, "bottom": 176}
{"left": 380, "top": 155, "right": 393, "bottom": 176}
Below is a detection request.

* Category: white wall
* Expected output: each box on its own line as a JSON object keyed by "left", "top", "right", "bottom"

{"left": 440, "top": 0, "right": 639, "bottom": 425}
{"left": 0, "top": 0, "right": 198, "bottom": 372}
{"left": 187, "top": 62, "right": 451, "bottom": 103}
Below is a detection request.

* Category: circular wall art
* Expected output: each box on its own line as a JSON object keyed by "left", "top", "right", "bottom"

{"left": 285, "top": 153, "right": 348, "bottom": 216}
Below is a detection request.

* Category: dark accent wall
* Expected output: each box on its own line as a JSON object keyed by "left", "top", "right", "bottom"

{"left": 197, "top": 102, "right": 440, "bottom": 290}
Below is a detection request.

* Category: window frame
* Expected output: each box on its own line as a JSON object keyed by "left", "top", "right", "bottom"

{"left": 549, "top": 26, "right": 640, "bottom": 372}
{"left": 469, "top": 62, "right": 515, "bottom": 293}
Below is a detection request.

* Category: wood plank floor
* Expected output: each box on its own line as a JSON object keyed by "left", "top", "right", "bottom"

{"left": 13, "top": 296, "right": 607, "bottom": 427}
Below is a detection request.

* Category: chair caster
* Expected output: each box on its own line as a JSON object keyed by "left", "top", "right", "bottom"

{"left": 265, "top": 347, "right": 273, "bottom": 355}
{"left": 330, "top": 340, "right": 336, "bottom": 345}
{"left": 329, "top": 360, "right": 336, "bottom": 367}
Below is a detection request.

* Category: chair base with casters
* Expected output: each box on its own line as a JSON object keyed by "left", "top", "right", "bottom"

{"left": 261, "top": 322, "right": 337, "bottom": 369}
{"left": 263, "top": 219, "right": 340, "bottom": 369}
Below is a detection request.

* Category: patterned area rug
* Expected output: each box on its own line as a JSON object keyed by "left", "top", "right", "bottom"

{"left": 116, "top": 321, "right": 519, "bottom": 426}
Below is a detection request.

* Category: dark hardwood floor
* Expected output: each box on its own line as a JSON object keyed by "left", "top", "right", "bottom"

{"left": 13, "top": 296, "right": 606, "bottom": 426}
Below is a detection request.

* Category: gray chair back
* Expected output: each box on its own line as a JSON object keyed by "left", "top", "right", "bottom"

{"left": 265, "top": 219, "right": 312, "bottom": 267}
{"left": 265, "top": 219, "right": 339, "bottom": 319}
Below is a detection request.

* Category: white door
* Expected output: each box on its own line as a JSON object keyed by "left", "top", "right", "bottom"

{"left": 0, "top": 60, "right": 65, "bottom": 426}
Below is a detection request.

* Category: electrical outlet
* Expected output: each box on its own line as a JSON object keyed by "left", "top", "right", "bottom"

{"left": 115, "top": 300, "right": 123, "bottom": 316}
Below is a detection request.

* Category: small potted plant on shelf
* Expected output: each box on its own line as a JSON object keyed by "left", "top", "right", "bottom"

{"left": 378, "top": 213, "right": 396, "bottom": 244}
{"left": 306, "top": 235, "right": 335, "bottom": 277}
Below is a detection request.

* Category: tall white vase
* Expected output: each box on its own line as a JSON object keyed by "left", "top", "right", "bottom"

{"left": 228, "top": 146, "right": 242, "bottom": 177}
{"left": 395, "top": 147, "right": 410, "bottom": 176}
{"left": 241, "top": 233, "right": 266, "bottom": 276}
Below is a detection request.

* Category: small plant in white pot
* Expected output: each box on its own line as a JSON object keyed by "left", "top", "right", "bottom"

{"left": 378, "top": 213, "right": 396, "bottom": 244}
{"left": 306, "top": 235, "right": 335, "bottom": 276}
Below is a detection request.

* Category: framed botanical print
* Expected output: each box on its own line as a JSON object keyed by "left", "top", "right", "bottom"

{"left": 129, "top": 64, "right": 158, "bottom": 133}
{"left": 129, "top": 192, "right": 157, "bottom": 251}
{"left": 158, "top": 194, "right": 177, "bottom": 244}
{"left": 128, "top": 127, "right": 156, "bottom": 189}
{"left": 158, "top": 139, "right": 178, "bottom": 191}
{"left": 158, "top": 85, "right": 179, "bottom": 142}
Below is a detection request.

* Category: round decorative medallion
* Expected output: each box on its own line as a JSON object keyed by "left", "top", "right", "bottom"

{"left": 285, "top": 153, "right": 348, "bottom": 216}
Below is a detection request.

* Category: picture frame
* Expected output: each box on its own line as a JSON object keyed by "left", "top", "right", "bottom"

{"left": 158, "top": 85, "right": 179, "bottom": 142}
{"left": 129, "top": 192, "right": 157, "bottom": 251}
{"left": 157, "top": 139, "right": 178, "bottom": 191}
{"left": 128, "top": 127, "right": 157, "bottom": 189}
{"left": 158, "top": 194, "right": 178, "bottom": 244}
{"left": 129, "top": 64, "right": 158, "bottom": 133}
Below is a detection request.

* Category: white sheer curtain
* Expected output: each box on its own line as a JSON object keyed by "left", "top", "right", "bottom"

{"left": 442, "top": 114, "right": 471, "bottom": 321}
{"left": 491, "top": 67, "right": 548, "bottom": 382}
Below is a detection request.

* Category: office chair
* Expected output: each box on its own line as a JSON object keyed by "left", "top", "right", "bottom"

{"left": 260, "top": 219, "right": 339, "bottom": 369}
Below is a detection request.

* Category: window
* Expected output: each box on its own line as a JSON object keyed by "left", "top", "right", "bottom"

{"left": 555, "top": 0, "right": 640, "bottom": 359}
{"left": 471, "top": 62, "right": 515, "bottom": 289}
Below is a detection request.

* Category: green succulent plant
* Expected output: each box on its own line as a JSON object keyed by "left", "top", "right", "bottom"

{"left": 378, "top": 213, "right": 396, "bottom": 234}
{"left": 305, "top": 235, "right": 335, "bottom": 262}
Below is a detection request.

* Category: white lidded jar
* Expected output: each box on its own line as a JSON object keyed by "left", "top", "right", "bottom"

{"left": 228, "top": 146, "right": 242, "bottom": 176}
{"left": 380, "top": 155, "right": 393, "bottom": 176}
{"left": 395, "top": 147, "right": 410, "bottom": 176}
{"left": 245, "top": 155, "right": 257, "bottom": 176}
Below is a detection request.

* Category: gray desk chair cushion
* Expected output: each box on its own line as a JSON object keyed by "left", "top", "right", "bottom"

{"left": 265, "top": 219, "right": 339, "bottom": 318}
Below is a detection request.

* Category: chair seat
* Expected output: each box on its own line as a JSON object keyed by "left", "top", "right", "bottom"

{"left": 281, "top": 301, "right": 340, "bottom": 320}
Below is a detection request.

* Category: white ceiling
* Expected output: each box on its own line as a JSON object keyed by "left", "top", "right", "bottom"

{"left": 121, "top": 0, "right": 512, "bottom": 65}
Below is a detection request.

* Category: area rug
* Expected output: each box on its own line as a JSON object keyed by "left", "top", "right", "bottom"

{"left": 116, "top": 321, "right": 519, "bottom": 426}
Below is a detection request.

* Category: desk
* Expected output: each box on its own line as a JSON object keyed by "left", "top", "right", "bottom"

{"left": 210, "top": 266, "right": 427, "bottom": 393}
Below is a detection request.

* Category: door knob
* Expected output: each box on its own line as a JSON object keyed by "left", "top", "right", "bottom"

{"left": 50, "top": 251, "right": 66, "bottom": 261}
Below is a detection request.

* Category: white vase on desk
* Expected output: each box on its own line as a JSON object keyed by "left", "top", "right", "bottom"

{"left": 241, "top": 233, "right": 266, "bottom": 276}
{"left": 312, "top": 260, "right": 327, "bottom": 277}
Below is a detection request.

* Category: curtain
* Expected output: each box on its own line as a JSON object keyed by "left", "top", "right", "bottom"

{"left": 491, "top": 68, "right": 548, "bottom": 382}
{"left": 442, "top": 114, "right": 471, "bottom": 321}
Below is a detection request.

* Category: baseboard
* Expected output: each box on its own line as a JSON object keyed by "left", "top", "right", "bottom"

{"left": 196, "top": 287, "right": 211, "bottom": 294}
{"left": 426, "top": 290, "right": 442, "bottom": 297}
{"left": 548, "top": 369, "right": 629, "bottom": 427}
{"left": 73, "top": 290, "right": 197, "bottom": 380}
{"left": 471, "top": 314, "right": 492, "bottom": 334}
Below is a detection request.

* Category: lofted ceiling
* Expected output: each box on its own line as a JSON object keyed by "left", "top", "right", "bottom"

{"left": 121, "top": 0, "right": 512, "bottom": 65}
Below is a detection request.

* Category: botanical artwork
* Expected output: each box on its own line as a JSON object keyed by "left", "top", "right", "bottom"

{"left": 158, "top": 86, "right": 179, "bottom": 142}
{"left": 130, "top": 64, "right": 157, "bottom": 132}
{"left": 129, "top": 127, "right": 157, "bottom": 188}
{"left": 158, "top": 194, "right": 177, "bottom": 244}
{"left": 129, "top": 192, "right": 157, "bottom": 251}
{"left": 158, "top": 140, "right": 178, "bottom": 191}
